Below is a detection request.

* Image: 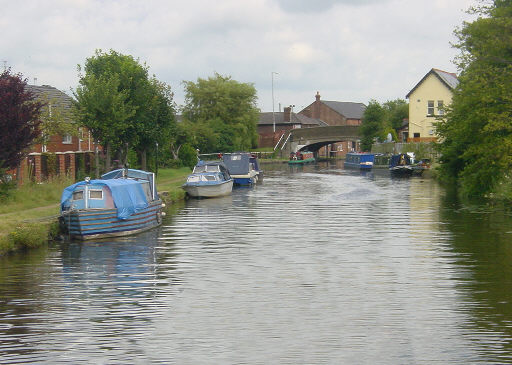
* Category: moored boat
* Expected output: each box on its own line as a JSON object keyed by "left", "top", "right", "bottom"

{"left": 389, "top": 153, "right": 414, "bottom": 176}
{"left": 182, "top": 160, "right": 233, "bottom": 198}
{"left": 60, "top": 168, "right": 164, "bottom": 240}
{"left": 288, "top": 151, "right": 315, "bottom": 164}
{"left": 222, "top": 152, "right": 261, "bottom": 185}
{"left": 344, "top": 152, "right": 374, "bottom": 170}
{"left": 411, "top": 158, "right": 431, "bottom": 176}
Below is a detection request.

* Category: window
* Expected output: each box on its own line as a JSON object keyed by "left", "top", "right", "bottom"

{"left": 414, "top": 133, "right": 420, "bottom": 138}
{"left": 437, "top": 100, "right": 444, "bottom": 115}
{"left": 62, "top": 134, "right": 72, "bottom": 144}
{"left": 427, "top": 100, "right": 434, "bottom": 116}
{"left": 89, "top": 190, "right": 103, "bottom": 199}
{"left": 72, "top": 191, "right": 84, "bottom": 200}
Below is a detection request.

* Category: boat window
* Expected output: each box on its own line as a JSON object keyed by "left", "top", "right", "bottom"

{"left": 205, "top": 165, "right": 219, "bottom": 172}
{"left": 204, "top": 175, "right": 217, "bottom": 181}
{"left": 72, "top": 191, "right": 84, "bottom": 200}
{"left": 140, "top": 182, "right": 152, "bottom": 201}
{"left": 193, "top": 165, "right": 207, "bottom": 173}
{"left": 89, "top": 190, "right": 103, "bottom": 199}
{"left": 187, "top": 175, "right": 201, "bottom": 183}
{"left": 231, "top": 155, "right": 241, "bottom": 160}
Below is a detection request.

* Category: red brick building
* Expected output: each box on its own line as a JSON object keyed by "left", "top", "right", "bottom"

{"left": 12, "top": 85, "right": 101, "bottom": 183}
{"left": 299, "top": 92, "right": 366, "bottom": 156}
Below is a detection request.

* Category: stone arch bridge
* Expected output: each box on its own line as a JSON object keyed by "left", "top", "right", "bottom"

{"left": 277, "top": 126, "right": 361, "bottom": 156}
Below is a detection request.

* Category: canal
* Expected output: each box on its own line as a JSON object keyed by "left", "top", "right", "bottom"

{"left": 1, "top": 161, "right": 512, "bottom": 364}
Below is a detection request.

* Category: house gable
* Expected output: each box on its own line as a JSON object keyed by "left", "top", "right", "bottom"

{"left": 406, "top": 68, "right": 458, "bottom": 142}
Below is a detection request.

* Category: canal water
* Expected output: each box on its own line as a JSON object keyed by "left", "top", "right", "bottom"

{"left": 1, "top": 161, "right": 512, "bottom": 364}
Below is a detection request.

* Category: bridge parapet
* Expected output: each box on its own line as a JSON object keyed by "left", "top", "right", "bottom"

{"left": 280, "top": 125, "right": 361, "bottom": 155}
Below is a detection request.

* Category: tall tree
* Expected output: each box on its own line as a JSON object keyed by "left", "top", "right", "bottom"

{"left": 74, "top": 49, "right": 152, "bottom": 170}
{"left": 383, "top": 99, "right": 408, "bottom": 131}
{"left": 135, "top": 77, "right": 176, "bottom": 170}
{"left": 182, "top": 73, "right": 259, "bottom": 153}
{"left": 436, "top": 0, "right": 512, "bottom": 198}
{"left": 0, "top": 70, "right": 44, "bottom": 170}
{"left": 360, "top": 100, "right": 386, "bottom": 151}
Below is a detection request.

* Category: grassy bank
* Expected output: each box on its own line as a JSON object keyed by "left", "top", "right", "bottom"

{"left": 0, "top": 167, "right": 191, "bottom": 256}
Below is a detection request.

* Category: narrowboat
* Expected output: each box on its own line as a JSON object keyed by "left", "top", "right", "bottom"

{"left": 60, "top": 168, "right": 164, "bottom": 240}
{"left": 288, "top": 151, "right": 315, "bottom": 164}
{"left": 182, "top": 160, "right": 233, "bottom": 198}
{"left": 389, "top": 153, "right": 414, "bottom": 176}
{"left": 344, "top": 152, "right": 375, "bottom": 170}
{"left": 222, "top": 152, "right": 262, "bottom": 185}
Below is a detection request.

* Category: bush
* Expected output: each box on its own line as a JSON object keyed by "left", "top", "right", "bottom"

{"left": 7, "top": 223, "right": 48, "bottom": 250}
{"left": 0, "top": 169, "right": 16, "bottom": 199}
{"left": 179, "top": 144, "right": 199, "bottom": 169}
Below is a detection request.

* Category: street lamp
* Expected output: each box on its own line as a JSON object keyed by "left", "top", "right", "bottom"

{"left": 271, "top": 71, "right": 278, "bottom": 133}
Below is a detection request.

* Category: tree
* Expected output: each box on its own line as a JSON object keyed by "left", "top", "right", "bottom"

{"left": 74, "top": 49, "right": 153, "bottom": 171}
{"left": 135, "top": 77, "right": 176, "bottom": 170}
{"left": 0, "top": 70, "right": 44, "bottom": 170}
{"left": 181, "top": 73, "right": 259, "bottom": 153}
{"left": 383, "top": 99, "right": 408, "bottom": 131}
{"left": 435, "top": 0, "right": 512, "bottom": 198}
{"left": 360, "top": 100, "right": 386, "bottom": 151}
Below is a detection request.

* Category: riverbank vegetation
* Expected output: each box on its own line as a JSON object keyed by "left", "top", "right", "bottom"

{"left": 360, "top": 99, "right": 408, "bottom": 151}
{"left": 435, "top": 0, "right": 512, "bottom": 200}
{"left": 0, "top": 168, "right": 190, "bottom": 256}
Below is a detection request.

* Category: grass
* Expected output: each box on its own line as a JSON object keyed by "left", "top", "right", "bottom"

{"left": 0, "top": 167, "right": 191, "bottom": 256}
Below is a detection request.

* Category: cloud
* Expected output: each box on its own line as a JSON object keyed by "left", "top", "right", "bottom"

{"left": 1, "top": 0, "right": 475, "bottom": 111}
{"left": 275, "top": 0, "right": 387, "bottom": 13}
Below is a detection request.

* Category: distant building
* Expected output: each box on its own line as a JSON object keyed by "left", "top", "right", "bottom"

{"left": 257, "top": 106, "right": 325, "bottom": 148}
{"left": 10, "top": 84, "right": 101, "bottom": 183}
{"left": 299, "top": 92, "right": 366, "bottom": 126}
{"left": 299, "top": 92, "right": 366, "bottom": 156}
{"left": 406, "top": 68, "right": 459, "bottom": 142}
{"left": 26, "top": 84, "right": 98, "bottom": 153}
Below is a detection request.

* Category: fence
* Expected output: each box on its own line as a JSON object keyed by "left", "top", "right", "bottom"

{"left": 371, "top": 142, "right": 438, "bottom": 160}
{"left": 12, "top": 151, "right": 98, "bottom": 184}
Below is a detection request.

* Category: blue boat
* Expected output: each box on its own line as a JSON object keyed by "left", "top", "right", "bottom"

{"left": 389, "top": 153, "right": 414, "bottom": 176}
{"left": 344, "top": 152, "right": 375, "bottom": 170}
{"left": 182, "top": 161, "right": 234, "bottom": 198}
{"left": 222, "top": 152, "right": 262, "bottom": 185}
{"left": 60, "top": 168, "right": 164, "bottom": 240}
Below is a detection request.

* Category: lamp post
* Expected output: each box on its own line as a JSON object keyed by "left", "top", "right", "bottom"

{"left": 155, "top": 141, "right": 159, "bottom": 177}
{"left": 271, "top": 71, "right": 278, "bottom": 133}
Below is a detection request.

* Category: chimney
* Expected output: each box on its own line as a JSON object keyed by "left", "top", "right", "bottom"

{"left": 313, "top": 91, "right": 321, "bottom": 118}
{"left": 283, "top": 106, "right": 291, "bottom": 122}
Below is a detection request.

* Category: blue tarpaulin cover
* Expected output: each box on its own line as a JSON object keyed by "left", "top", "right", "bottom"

{"left": 61, "top": 179, "right": 149, "bottom": 219}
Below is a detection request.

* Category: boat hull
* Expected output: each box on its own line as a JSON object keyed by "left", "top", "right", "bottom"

{"left": 390, "top": 166, "right": 413, "bottom": 176}
{"left": 60, "top": 200, "right": 163, "bottom": 240}
{"left": 182, "top": 179, "right": 233, "bottom": 198}
{"left": 231, "top": 172, "right": 258, "bottom": 186}
{"left": 288, "top": 158, "right": 315, "bottom": 164}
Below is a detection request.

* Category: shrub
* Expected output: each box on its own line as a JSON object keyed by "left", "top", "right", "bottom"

{"left": 7, "top": 223, "right": 48, "bottom": 250}
{"left": 0, "top": 169, "right": 16, "bottom": 199}
{"left": 179, "top": 144, "right": 199, "bottom": 169}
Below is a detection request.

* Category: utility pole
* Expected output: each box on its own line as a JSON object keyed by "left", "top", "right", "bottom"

{"left": 271, "top": 72, "right": 278, "bottom": 133}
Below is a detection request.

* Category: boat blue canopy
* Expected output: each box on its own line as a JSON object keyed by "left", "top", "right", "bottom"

{"left": 222, "top": 153, "right": 251, "bottom": 175}
{"left": 61, "top": 179, "right": 149, "bottom": 219}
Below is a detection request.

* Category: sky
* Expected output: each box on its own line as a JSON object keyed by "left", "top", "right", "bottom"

{"left": 1, "top": 0, "right": 476, "bottom": 113}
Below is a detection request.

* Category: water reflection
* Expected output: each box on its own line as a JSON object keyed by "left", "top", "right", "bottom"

{"left": 439, "top": 194, "right": 512, "bottom": 362}
{"left": 1, "top": 163, "right": 512, "bottom": 363}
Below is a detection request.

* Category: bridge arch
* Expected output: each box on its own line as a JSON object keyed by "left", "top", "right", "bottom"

{"left": 279, "top": 125, "right": 361, "bottom": 156}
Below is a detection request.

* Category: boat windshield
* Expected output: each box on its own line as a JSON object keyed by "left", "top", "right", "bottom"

{"left": 193, "top": 164, "right": 220, "bottom": 173}
{"left": 187, "top": 174, "right": 219, "bottom": 183}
